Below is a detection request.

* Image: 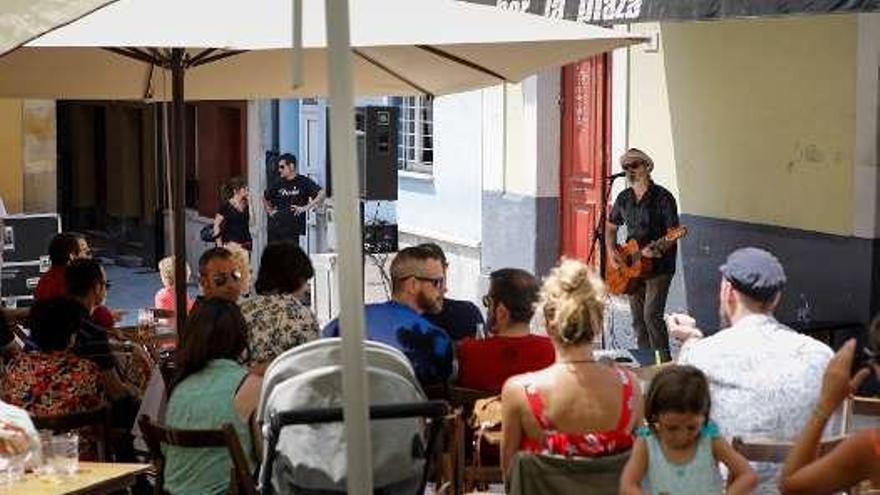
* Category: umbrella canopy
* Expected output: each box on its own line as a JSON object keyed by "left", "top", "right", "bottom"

{"left": 0, "top": 0, "right": 642, "bottom": 99}
{"left": 0, "top": 0, "right": 118, "bottom": 56}
{"left": 0, "top": 1, "right": 644, "bottom": 490}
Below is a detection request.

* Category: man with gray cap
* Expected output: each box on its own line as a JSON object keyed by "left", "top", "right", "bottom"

{"left": 606, "top": 148, "right": 680, "bottom": 352}
{"left": 672, "top": 247, "right": 834, "bottom": 494}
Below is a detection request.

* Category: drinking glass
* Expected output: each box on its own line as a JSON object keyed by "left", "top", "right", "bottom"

{"left": 50, "top": 433, "right": 78, "bottom": 475}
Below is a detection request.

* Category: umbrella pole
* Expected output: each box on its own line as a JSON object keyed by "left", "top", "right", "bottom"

{"left": 325, "top": 0, "right": 373, "bottom": 493}
{"left": 171, "top": 48, "right": 188, "bottom": 335}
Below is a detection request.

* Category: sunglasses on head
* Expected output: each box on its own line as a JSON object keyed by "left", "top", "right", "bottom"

{"left": 211, "top": 270, "right": 242, "bottom": 287}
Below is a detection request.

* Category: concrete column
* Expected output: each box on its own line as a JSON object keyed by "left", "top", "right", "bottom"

{"left": 247, "top": 100, "right": 274, "bottom": 274}
{"left": 481, "top": 69, "right": 562, "bottom": 279}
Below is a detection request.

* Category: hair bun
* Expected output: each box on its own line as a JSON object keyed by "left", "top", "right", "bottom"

{"left": 540, "top": 259, "right": 605, "bottom": 346}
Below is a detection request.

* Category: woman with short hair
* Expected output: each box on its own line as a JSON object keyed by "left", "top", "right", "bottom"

{"left": 213, "top": 177, "right": 252, "bottom": 251}
{"left": 240, "top": 242, "right": 319, "bottom": 367}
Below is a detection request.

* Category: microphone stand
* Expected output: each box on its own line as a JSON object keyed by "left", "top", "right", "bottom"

{"left": 587, "top": 173, "right": 622, "bottom": 350}
{"left": 587, "top": 173, "right": 622, "bottom": 280}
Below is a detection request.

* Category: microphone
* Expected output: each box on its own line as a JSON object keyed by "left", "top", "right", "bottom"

{"left": 605, "top": 172, "right": 626, "bottom": 181}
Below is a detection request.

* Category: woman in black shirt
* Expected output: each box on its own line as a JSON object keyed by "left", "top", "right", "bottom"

{"left": 213, "top": 177, "right": 252, "bottom": 251}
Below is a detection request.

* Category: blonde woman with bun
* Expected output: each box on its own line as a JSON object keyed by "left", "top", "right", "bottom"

{"left": 500, "top": 259, "right": 643, "bottom": 476}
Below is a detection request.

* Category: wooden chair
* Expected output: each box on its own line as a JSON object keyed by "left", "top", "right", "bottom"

{"left": 731, "top": 435, "right": 844, "bottom": 464}
{"left": 446, "top": 386, "right": 503, "bottom": 494}
{"left": 31, "top": 404, "right": 113, "bottom": 461}
{"left": 844, "top": 396, "right": 880, "bottom": 432}
{"left": 138, "top": 414, "right": 256, "bottom": 495}
{"left": 506, "top": 451, "right": 630, "bottom": 495}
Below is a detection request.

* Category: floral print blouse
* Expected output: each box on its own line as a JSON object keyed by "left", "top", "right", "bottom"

{"left": 1, "top": 351, "right": 104, "bottom": 416}
{"left": 240, "top": 293, "right": 320, "bottom": 364}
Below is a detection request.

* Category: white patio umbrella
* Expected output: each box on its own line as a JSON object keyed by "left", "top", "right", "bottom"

{"left": 0, "top": 0, "right": 118, "bottom": 56}
{"left": 0, "top": 1, "right": 644, "bottom": 490}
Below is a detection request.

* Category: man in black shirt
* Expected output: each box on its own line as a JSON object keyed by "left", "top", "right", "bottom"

{"left": 263, "top": 153, "right": 325, "bottom": 245}
{"left": 418, "top": 242, "right": 485, "bottom": 341}
{"left": 605, "top": 148, "right": 680, "bottom": 351}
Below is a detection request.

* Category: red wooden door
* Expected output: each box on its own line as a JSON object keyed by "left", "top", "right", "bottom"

{"left": 560, "top": 55, "right": 611, "bottom": 264}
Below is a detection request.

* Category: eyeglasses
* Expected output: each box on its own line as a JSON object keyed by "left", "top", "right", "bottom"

{"left": 397, "top": 274, "right": 444, "bottom": 289}
{"left": 622, "top": 162, "right": 644, "bottom": 172}
{"left": 482, "top": 294, "right": 493, "bottom": 308}
{"left": 415, "top": 276, "right": 444, "bottom": 289}
{"left": 211, "top": 270, "right": 242, "bottom": 287}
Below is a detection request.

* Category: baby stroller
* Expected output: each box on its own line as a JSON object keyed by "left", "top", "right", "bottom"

{"left": 258, "top": 338, "right": 447, "bottom": 494}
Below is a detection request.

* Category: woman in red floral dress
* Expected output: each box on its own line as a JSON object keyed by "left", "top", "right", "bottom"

{"left": 1, "top": 297, "right": 103, "bottom": 416}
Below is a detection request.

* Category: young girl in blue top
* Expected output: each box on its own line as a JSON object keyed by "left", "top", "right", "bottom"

{"left": 620, "top": 365, "right": 758, "bottom": 495}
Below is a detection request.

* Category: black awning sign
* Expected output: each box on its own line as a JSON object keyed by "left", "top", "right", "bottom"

{"left": 476, "top": 0, "right": 880, "bottom": 24}
{"left": 497, "top": 0, "right": 642, "bottom": 22}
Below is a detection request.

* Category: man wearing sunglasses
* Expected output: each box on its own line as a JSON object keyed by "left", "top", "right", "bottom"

{"left": 263, "top": 153, "right": 325, "bottom": 246}
{"left": 418, "top": 242, "right": 485, "bottom": 341}
{"left": 198, "top": 247, "right": 243, "bottom": 303}
{"left": 323, "top": 246, "right": 454, "bottom": 387}
{"left": 606, "top": 148, "right": 680, "bottom": 352}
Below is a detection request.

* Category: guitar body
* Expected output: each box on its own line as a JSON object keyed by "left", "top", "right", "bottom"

{"left": 606, "top": 239, "right": 652, "bottom": 295}
{"left": 605, "top": 225, "right": 688, "bottom": 295}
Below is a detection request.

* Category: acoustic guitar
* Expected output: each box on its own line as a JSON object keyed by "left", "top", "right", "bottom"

{"left": 605, "top": 225, "right": 688, "bottom": 295}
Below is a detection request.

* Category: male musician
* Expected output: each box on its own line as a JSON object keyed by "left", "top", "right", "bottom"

{"left": 263, "top": 153, "right": 325, "bottom": 246}
{"left": 605, "top": 148, "right": 679, "bottom": 351}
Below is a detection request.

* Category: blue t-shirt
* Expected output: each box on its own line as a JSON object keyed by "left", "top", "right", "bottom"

{"left": 322, "top": 301, "right": 454, "bottom": 386}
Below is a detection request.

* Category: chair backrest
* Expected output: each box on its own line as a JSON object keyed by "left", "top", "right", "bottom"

{"left": 506, "top": 451, "right": 631, "bottom": 495}
{"left": 844, "top": 396, "right": 880, "bottom": 432}
{"left": 31, "top": 405, "right": 112, "bottom": 461}
{"left": 138, "top": 415, "right": 256, "bottom": 495}
{"left": 731, "top": 436, "right": 844, "bottom": 464}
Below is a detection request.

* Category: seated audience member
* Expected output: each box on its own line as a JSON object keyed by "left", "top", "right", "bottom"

{"left": 240, "top": 242, "right": 319, "bottom": 367}
{"left": 34, "top": 232, "right": 82, "bottom": 300}
{"left": 66, "top": 258, "right": 140, "bottom": 403}
{"left": 323, "top": 246, "right": 454, "bottom": 387}
{"left": 197, "top": 247, "right": 243, "bottom": 304}
{"left": 35, "top": 232, "right": 117, "bottom": 329}
{"left": 779, "top": 318, "right": 880, "bottom": 494}
{"left": 620, "top": 365, "right": 757, "bottom": 495}
{"left": 2, "top": 297, "right": 104, "bottom": 416}
{"left": 671, "top": 247, "right": 834, "bottom": 493}
{"left": 154, "top": 256, "right": 195, "bottom": 317}
{"left": 419, "top": 243, "right": 484, "bottom": 341}
{"left": 225, "top": 242, "right": 252, "bottom": 297}
{"left": 500, "top": 259, "right": 643, "bottom": 476}
{"left": 457, "top": 268, "right": 554, "bottom": 393}
{"left": 165, "top": 298, "right": 261, "bottom": 495}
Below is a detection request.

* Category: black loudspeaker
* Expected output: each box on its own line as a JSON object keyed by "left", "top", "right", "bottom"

{"left": 325, "top": 106, "right": 399, "bottom": 200}
{"left": 360, "top": 106, "right": 398, "bottom": 201}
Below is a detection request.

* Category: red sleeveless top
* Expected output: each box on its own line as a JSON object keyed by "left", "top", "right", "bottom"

{"left": 519, "top": 366, "right": 636, "bottom": 457}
